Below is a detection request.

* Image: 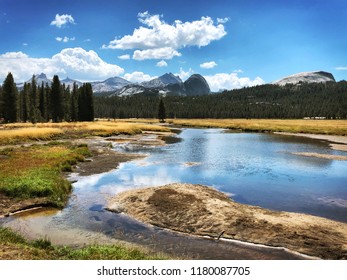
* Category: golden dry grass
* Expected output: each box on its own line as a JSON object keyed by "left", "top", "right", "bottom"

{"left": 167, "top": 119, "right": 347, "bottom": 135}
{"left": 0, "top": 127, "right": 64, "bottom": 144}
{"left": 0, "top": 121, "right": 170, "bottom": 144}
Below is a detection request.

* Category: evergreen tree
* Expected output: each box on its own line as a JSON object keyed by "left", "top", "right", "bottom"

{"left": 70, "top": 82, "right": 79, "bottom": 122}
{"left": 21, "top": 83, "right": 30, "bottom": 122}
{"left": 45, "top": 83, "right": 51, "bottom": 121}
{"left": 63, "top": 85, "right": 71, "bottom": 121}
{"left": 2, "top": 72, "right": 18, "bottom": 123}
{"left": 29, "top": 75, "right": 39, "bottom": 123}
{"left": 0, "top": 86, "right": 3, "bottom": 120}
{"left": 51, "top": 75, "right": 63, "bottom": 122}
{"left": 158, "top": 98, "right": 166, "bottom": 122}
{"left": 78, "top": 83, "right": 94, "bottom": 121}
{"left": 38, "top": 82, "right": 47, "bottom": 121}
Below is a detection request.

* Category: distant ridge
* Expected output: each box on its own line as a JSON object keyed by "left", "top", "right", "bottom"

{"left": 15, "top": 72, "right": 211, "bottom": 96}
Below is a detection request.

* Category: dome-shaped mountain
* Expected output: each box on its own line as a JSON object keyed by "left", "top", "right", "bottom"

{"left": 183, "top": 74, "right": 210, "bottom": 96}
{"left": 272, "top": 71, "right": 335, "bottom": 86}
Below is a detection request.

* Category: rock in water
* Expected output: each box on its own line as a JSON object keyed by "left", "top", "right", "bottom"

{"left": 184, "top": 74, "right": 211, "bottom": 96}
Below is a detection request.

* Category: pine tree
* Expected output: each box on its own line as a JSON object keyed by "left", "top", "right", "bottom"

{"left": 78, "top": 83, "right": 94, "bottom": 121}
{"left": 21, "top": 83, "right": 30, "bottom": 122}
{"left": 0, "top": 85, "right": 3, "bottom": 120}
{"left": 63, "top": 85, "right": 71, "bottom": 121}
{"left": 158, "top": 98, "right": 166, "bottom": 122}
{"left": 38, "top": 82, "right": 47, "bottom": 121}
{"left": 2, "top": 72, "right": 18, "bottom": 123}
{"left": 45, "top": 83, "right": 51, "bottom": 121}
{"left": 51, "top": 75, "right": 63, "bottom": 122}
{"left": 29, "top": 75, "right": 39, "bottom": 123}
{"left": 70, "top": 82, "right": 79, "bottom": 122}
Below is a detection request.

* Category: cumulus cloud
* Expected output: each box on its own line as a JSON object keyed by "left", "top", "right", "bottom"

{"left": 118, "top": 54, "right": 130, "bottom": 60}
{"left": 200, "top": 61, "right": 217, "bottom": 69}
{"left": 103, "top": 12, "right": 227, "bottom": 60}
{"left": 0, "top": 48, "right": 124, "bottom": 82}
{"left": 156, "top": 60, "right": 168, "bottom": 67}
{"left": 335, "top": 66, "right": 347, "bottom": 71}
{"left": 175, "top": 67, "right": 194, "bottom": 81}
{"left": 50, "top": 14, "right": 75, "bottom": 28}
{"left": 204, "top": 73, "right": 265, "bottom": 92}
{"left": 133, "top": 47, "right": 181, "bottom": 60}
{"left": 123, "top": 71, "right": 156, "bottom": 83}
{"left": 56, "top": 36, "right": 75, "bottom": 43}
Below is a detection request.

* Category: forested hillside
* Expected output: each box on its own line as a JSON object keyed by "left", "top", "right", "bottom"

{"left": 94, "top": 81, "right": 347, "bottom": 119}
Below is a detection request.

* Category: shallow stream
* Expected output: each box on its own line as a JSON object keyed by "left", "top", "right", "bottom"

{"left": 2, "top": 128, "right": 347, "bottom": 259}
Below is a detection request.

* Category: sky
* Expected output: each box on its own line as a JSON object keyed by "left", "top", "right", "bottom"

{"left": 0, "top": 0, "right": 346, "bottom": 91}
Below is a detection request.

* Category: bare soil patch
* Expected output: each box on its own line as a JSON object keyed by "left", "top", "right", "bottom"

{"left": 275, "top": 132, "right": 347, "bottom": 151}
{"left": 292, "top": 152, "right": 347, "bottom": 161}
{"left": 108, "top": 183, "right": 347, "bottom": 259}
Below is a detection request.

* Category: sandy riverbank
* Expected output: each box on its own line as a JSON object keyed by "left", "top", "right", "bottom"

{"left": 275, "top": 132, "right": 347, "bottom": 151}
{"left": 108, "top": 183, "right": 347, "bottom": 259}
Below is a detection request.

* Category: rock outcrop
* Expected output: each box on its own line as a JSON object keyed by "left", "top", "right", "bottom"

{"left": 184, "top": 74, "right": 211, "bottom": 96}
{"left": 272, "top": 71, "right": 336, "bottom": 86}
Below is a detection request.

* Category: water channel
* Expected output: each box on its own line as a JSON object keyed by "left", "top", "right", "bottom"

{"left": 2, "top": 128, "right": 347, "bottom": 259}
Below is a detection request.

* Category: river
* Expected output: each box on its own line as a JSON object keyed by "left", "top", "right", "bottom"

{"left": 1, "top": 128, "right": 347, "bottom": 259}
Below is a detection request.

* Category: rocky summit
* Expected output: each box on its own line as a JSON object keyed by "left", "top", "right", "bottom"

{"left": 184, "top": 74, "right": 211, "bottom": 96}
{"left": 272, "top": 71, "right": 336, "bottom": 86}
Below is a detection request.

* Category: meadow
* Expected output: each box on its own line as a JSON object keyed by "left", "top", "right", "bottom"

{"left": 166, "top": 119, "right": 347, "bottom": 135}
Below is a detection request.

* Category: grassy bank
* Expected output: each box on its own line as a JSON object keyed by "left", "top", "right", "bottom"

{"left": 0, "top": 227, "right": 166, "bottom": 260}
{"left": 0, "top": 121, "right": 170, "bottom": 144}
{"left": 0, "top": 142, "right": 90, "bottom": 209}
{"left": 167, "top": 119, "right": 347, "bottom": 135}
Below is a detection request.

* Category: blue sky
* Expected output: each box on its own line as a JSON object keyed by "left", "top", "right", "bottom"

{"left": 0, "top": 0, "right": 346, "bottom": 91}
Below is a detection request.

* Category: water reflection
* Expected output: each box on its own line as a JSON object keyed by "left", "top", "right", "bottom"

{"left": 1, "top": 128, "right": 347, "bottom": 259}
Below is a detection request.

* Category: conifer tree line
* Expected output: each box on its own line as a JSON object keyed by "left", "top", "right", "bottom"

{"left": 0, "top": 72, "right": 94, "bottom": 123}
{"left": 94, "top": 81, "right": 347, "bottom": 119}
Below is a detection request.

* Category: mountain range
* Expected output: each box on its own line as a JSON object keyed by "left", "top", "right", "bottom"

{"left": 16, "top": 70, "right": 337, "bottom": 97}
{"left": 17, "top": 72, "right": 211, "bottom": 97}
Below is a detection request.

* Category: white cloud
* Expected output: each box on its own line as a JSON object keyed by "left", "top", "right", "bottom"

{"left": 83, "top": 38, "right": 91, "bottom": 42}
{"left": 55, "top": 36, "right": 75, "bottom": 43}
{"left": 217, "top": 17, "right": 229, "bottom": 24}
{"left": 132, "top": 47, "right": 181, "bottom": 60}
{"left": 175, "top": 67, "right": 194, "bottom": 81}
{"left": 335, "top": 66, "right": 347, "bottom": 71}
{"left": 0, "top": 48, "right": 124, "bottom": 82}
{"left": 156, "top": 60, "right": 168, "bottom": 67}
{"left": 118, "top": 54, "right": 130, "bottom": 60}
{"left": 103, "top": 12, "right": 227, "bottom": 60}
{"left": 22, "top": 43, "right": 28, "bottom": 46}
{"left": 204, "top": 73, "right": 265, "bottom": 92}
{"left": 123, "top": 71, "right": 156, "bottom": 83}
{"left": 200, "top": 61, "right": 217, "bottom": 69}
{"left": 50, "top": 14, "right": 75, "bottom": 28}
{"left": 233, "top": 69, "right": 244, "bottom": 73}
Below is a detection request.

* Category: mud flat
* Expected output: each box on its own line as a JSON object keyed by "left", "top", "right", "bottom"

{"left": 275, "top": 132, "right": 347, "bottom": 152}
{"left": 108, "top": 183, "right": 347, "bottom": 259}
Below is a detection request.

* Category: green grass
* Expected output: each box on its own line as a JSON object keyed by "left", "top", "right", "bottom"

{"left": 0, "top": 227, "right": 167, "bottom": 260}
{"left": 0, "top": 142, "right": 91, "bottom": 207}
